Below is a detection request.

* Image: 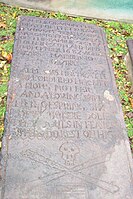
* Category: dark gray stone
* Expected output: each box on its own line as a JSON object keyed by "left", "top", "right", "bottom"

{"left": 1, "top": 16, "right": 133, "bottom": 199}
{"left": 125, "top": 39, "right": 133, "bottom": 92}
{"left": 127, "top": 39, "right": 133, "bottom": 65}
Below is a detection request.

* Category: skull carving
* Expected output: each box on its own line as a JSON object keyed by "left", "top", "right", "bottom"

{"left": 59, "top": 142, "right": 79, "bottom": 166}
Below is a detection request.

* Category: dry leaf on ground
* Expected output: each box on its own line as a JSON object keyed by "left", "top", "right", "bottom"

{"left": 0, "top": 22, "right": 6, "bottom": 29}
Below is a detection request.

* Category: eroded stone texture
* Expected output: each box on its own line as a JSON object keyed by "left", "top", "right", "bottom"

{"left": 1, "top": 0, "right": 133, "bottom": 22}
{"left": 1, "top": 16, "right": 133, "bottom": 199}
{"left": 125, "top": 40, "right": 133, "bottom": 92}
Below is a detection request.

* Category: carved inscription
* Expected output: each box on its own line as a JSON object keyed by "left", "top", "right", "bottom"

{"left": 8, "top": 17, "right": 121, "bottom": 144}
{"left": 2, "top": 17, "right": 133, "bottom": 199}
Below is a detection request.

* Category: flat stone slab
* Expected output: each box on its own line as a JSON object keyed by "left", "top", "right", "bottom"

{"left": 1, "top": 0, "right": 133, "bottom": 22}
{"left": 125, "top": 39, "right": 133, "bottom": 92}
{"left": 127, "top": 40, "right": 133, "bottom": 65}
{"left": 1, "top": 16, "right": 133, "bottom": 199}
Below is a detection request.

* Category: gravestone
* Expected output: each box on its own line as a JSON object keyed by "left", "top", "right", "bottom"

{"left": 1, "top": 0, "right": 133, "bottom": 22}
{"left": 125, "top": 39, "right": 133, "bottom": 92}
{"left": 1, "top": 16, "right": 133, "bottom": 199}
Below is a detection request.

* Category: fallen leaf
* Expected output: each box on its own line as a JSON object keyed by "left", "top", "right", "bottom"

{"left": 0, "top": 61, "right": 6, "bottom": 68}
{"left": 126, "top": 112, "right": 133, "bottom": 119}
{"left": 6, "top": 53, "right": 12, "bottom": 63}
{"left": 122, "top": 30, "right": 130, "bottom": 36}
{"left": 0, "top": 22, "right": 6, "bottom": 29}
{"left": 129, "top": 98, "right": 133, "bottom": 108}
{"left": 1, "top": 52, "right": 12, "bottom": 63}
{"left": 4, "top": 65, "right": 8, "bottom": 73}
{"left": 1, "top": 51, "right": 8, "bottom": 58}
{"left": 0, "top": 97, "right": 5, "bottom": 107}
{"left": 13, "top": 12, "right": 17, "bottom": 18}
{"left": 0, "top": 36, "right": 10, "bottom": 41}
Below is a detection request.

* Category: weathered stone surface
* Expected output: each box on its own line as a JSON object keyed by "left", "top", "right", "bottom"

{"left": 127, "top": 40, "right": 133, "bottom": 65}
{"left": 1, "top": 0, "right": 133, "bottom": 22}
{"left": 125, "top": 40, "right": 133, "bottom": 92}
{"left": 1, "top": 16, "right": 133, "bottom": 199}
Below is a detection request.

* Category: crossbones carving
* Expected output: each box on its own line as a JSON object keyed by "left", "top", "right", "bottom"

{"left": 23, "top": 149, "right": 119, "bottom": 194}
